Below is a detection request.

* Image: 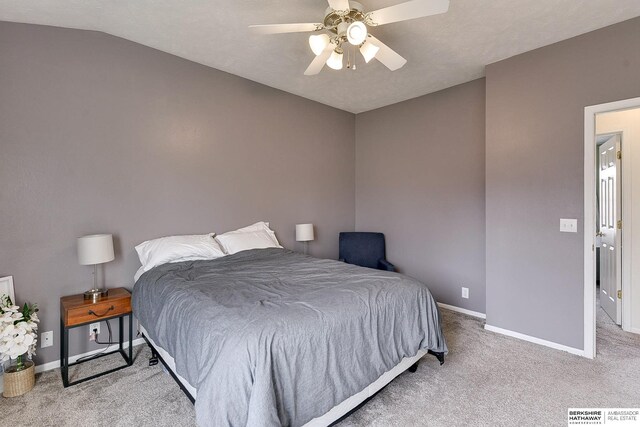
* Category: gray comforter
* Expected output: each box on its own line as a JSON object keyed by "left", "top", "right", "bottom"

{"left": 132, "top": 248, "right": 446, "bottom": 427}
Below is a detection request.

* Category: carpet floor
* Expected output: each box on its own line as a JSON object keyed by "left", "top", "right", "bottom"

{"left": 2, "top": 307, "right": 639, "bottom": 427}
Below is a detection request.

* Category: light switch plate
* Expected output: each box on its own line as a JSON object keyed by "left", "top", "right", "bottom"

{"left": 560, "top": 218, "right": 578, "bottom": 233}
{"left": 461, "top": 287, "right": 469, "bottom": 299}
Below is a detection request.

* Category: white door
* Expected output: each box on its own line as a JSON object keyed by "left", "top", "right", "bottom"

{"left": 598, "top": 135, "right": 622, "bottom": 325}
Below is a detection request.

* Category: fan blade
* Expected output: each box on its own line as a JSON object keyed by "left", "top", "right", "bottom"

{"left": 368, "top": 0, "right": 449, "bottom": 26}
{"left": 328, "top": 0, "right": 350, "bottom": 12}
{"left": 249, "top": 23, "right": 321, "bottom": 35}
{"left": 304, "top": 43, "right": 337, "bottom": 76}
{"left": 367, "top": 35, "right": 407, "bottom": 71}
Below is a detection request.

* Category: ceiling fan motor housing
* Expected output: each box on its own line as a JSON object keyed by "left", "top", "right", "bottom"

{"left": 337, "top": 21, "right": 350, "bottom": 36}
{"left": 324, "top": 1, "right": 367, "bottom": 37}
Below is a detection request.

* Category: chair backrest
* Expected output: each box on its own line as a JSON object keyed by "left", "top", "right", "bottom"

{"left": 339, "top": 232, "right": 386, "bottom": 269}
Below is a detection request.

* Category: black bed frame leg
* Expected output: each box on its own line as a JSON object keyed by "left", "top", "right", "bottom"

{"left": 428, "top": 350, "right": 445, "bottom": 365}
{"left": 408, "top": 362, "right": 419, "bottom": 373}
{"left": 149, "top": 346, "right": 159, "bottom": 366}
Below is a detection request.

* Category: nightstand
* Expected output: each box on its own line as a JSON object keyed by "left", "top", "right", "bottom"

{"left": 59, "top": 287, "right": 133, "bottom": 387}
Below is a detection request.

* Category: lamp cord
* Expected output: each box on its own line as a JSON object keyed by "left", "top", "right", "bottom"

{"left": 74, "top": 320, "right": 117, "bottom": 363}
{"left": 94, "top": 320, "right": 116, "bottom": 345}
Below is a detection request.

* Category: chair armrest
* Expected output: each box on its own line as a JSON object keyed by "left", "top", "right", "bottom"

{"left": 378, "top": 259, "right": 396, "bottom": 272}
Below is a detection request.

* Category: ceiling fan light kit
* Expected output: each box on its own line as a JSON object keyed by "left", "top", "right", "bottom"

{"left": 346, "top": 21, "right": 367, "bottom": 45}
{"left": 309, "top": 33, "right": 331, "bottom": 56}
{"left": 326, "top": 49, "right": 344, "bottom": 70}
{"left": 360, "top": 39, "right": 380, "bottom": 63}
{"left": 250, "top": 0, "right": 449, "bottom": 75}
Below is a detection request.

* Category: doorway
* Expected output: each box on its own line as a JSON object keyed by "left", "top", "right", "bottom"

{"left": 595, "top": 133, "right": 621, "bottom": 325}
{"left": 584, "top": 97, "right": 640, "bottom": 359}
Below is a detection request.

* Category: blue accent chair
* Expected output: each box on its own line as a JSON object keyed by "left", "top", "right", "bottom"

{"left": 338, "top": 232, "right": 396, "bottom": 272}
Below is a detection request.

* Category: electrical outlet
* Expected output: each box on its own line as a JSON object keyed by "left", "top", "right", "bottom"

{"left": 41, "top": 331, "right": 53, "bottom": 348}
{"left": 89, "top": 322, "right": 100, "bottom": 341}
{"left": 462, "top": 287, "right": 469, "bottom": 299}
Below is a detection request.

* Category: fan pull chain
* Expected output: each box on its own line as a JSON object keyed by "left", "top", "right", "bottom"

{"left": 352, "top": 45, "right": 357, "bottom": 70}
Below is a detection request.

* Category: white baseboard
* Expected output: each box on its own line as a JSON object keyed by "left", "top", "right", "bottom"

{"left": 438, "top": 302, "right": 486, "bottom": 319}
{"left": 630, "top": 327, "right": 640, "bottom": 335}
{"left": 484, "top": 324, "right": 585, "bottom": 357}
{"left": 0, "top": 338, "right": 146, "bottom": 393}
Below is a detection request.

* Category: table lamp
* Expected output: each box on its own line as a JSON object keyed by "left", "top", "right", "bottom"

{"left": 295, "top": 224, "right": 315, "bottom": 255}
{"left": 77, "top": 234, "right": 114, "bottom": 302}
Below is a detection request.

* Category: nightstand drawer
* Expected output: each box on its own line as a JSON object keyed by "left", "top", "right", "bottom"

{"left": 66, "top": 299, "right": 131, "bottom": 326}
{"left": 60, "top": 288, "right": 132, "bottom": 327}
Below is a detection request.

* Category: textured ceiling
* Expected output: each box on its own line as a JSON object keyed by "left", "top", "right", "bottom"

{"left": 1, "top": 0, "right": 640, "bottom": 113}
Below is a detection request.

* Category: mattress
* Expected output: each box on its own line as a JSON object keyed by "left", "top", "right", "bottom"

{"left": 133, "top": 248, "right": 446, "bottom": 426}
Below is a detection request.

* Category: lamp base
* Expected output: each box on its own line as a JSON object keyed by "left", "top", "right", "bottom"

{"left": 83, "top": 288, "right": 109, "bottom": 303}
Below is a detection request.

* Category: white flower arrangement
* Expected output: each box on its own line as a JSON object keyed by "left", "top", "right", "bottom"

{"left": 0, "top": 294, "right": 39, "bottom": 371}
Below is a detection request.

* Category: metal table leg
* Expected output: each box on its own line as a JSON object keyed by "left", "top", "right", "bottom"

{"left": 128, "top": 313, "right": 133, "bottom": 365}
{"left": 60, "top": 318, "right": 69, "bottom": 387}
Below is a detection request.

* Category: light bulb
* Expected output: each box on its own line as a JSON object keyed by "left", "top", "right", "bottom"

{"left": 326, "top": 50, "right": 343, "bottom": 70}
{"left": 359, "top": 40, "right": 380, "bottom": 63}
{"left": 309, "top": 34, "right": 330, "bottom": 56}
{"left": 347, "top": 21, "right": 367, "bottom": 45}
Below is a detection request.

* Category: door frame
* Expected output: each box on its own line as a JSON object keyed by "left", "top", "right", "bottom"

{"left": 584, "top": 96, "right": 640, "bottom": 359}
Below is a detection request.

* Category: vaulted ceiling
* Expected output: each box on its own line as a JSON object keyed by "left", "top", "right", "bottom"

{"left": 2, "top": 0, "right": 639, "bottom": 113}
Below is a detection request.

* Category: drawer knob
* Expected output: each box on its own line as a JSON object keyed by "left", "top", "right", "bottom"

{"left": 88, "top": 305, "right": 115, "bottom": 317}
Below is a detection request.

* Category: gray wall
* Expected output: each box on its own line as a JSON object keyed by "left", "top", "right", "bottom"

{"left": 4, "top": 15, "right": 640, "bottom": 367}
{"left": 355, "top": 79, "right": 486, "bottom": 313}
{"left": 486, "top": 17, "right": 640, "bottom": 349}
{"left": 0, "top": 22, "right": 355, "bottom": 364}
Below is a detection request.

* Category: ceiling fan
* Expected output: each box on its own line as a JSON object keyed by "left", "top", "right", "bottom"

{"left": 249, "top": 0, "right": 449, "bottom": 75}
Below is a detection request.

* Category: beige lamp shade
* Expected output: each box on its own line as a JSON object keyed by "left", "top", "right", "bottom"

{"left": 295, "top": 224, "right": 315, "bottom": 242}
{"left": 77, "top": 234, "right": 115, "bottom": 265}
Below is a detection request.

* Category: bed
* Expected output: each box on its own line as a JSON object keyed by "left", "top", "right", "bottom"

{"left": 132, "top": 248, "right": 447, "bottom": 426}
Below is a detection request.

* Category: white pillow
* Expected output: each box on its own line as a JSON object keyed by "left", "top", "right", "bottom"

{"left": 235, "top": 221, "right": 270, "bottom": 233}
{"left": 135, "top": 233, "right": 225, "bottom": 273}
{"left": 215, "top": 223, "right": 281, "bottom": 255}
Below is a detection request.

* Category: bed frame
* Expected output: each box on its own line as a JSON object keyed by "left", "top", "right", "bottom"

{"left": 140, "top": 325, "right": 444, "bottom": 426}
